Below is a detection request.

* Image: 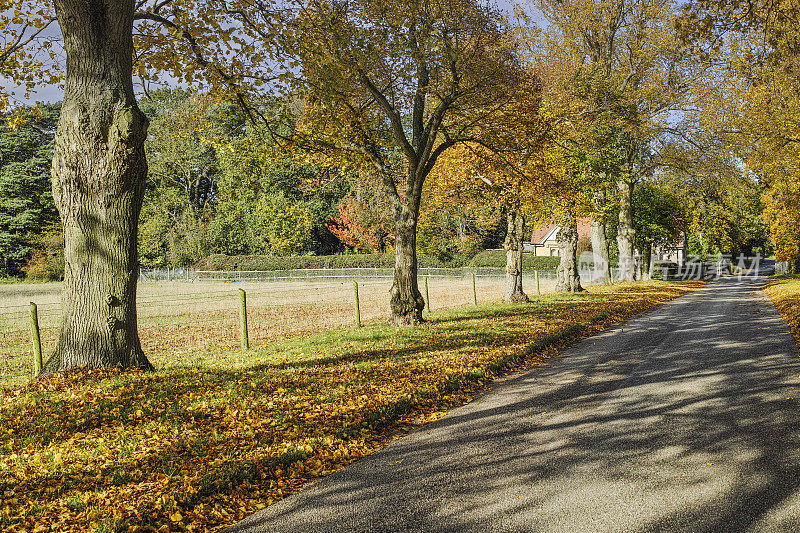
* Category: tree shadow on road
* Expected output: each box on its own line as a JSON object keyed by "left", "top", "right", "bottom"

{"left": 227, "top": 278, "right": 800, "bottom": 532}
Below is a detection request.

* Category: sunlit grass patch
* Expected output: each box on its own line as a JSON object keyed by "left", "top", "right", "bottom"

{"left": 764, "top": 276, "right": 800, "bottom": 345}
{"left": 0, "top": 280, "right": 700, "bottom": 533}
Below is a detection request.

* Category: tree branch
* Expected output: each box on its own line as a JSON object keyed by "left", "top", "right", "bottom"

{"left": 356, "top": 70, "right": 417, "bottom": 164}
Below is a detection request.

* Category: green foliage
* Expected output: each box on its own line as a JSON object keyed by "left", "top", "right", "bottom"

{"left": 417, "top": 209, "right": 503, "bottom": 265}
{"left": 633, "top": 182, "right": 683, "bottom": 250}
{"left": 140, "top": 89, "right": 228, "bottom": 216}
{"left": 417, "top": 177, "right": 506, "bottom": 264}
{"left": 138, "top": 90, "right": 234, "bottom": 267}
{"left": 254, "top": 193, "right": 314, "bottom": 254}
{"left": 0, "top": 104, "right": 60, "bottom": 276}
{"left": 656, "top": 164, "right": 768, "bottom": 258}
{"left": 207, "top": 123, "right": 348, "bottom": 257}
{"left": 137, "top": 93, "right": 349, "bottom": 264}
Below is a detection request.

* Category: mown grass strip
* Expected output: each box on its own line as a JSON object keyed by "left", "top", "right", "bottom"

{"left": 764, "top": 276, "right": 800, "bottom": 346}
{"left": 0, "top": 281, "right": 701, "bottom": 533}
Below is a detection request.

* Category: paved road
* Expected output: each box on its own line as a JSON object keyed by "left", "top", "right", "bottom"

{"left": 225, "top": 276, "right": 800, "bottom": 532}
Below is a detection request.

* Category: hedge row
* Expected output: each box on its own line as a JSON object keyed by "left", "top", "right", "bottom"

{"left": 468, "top": 250, "right": 561, "bottom": 270}
{"left": 195, "top": 250, "right": 563, "bottom": 272}
{"left": 193, "top": 253, "right": 459, "bottom": 271}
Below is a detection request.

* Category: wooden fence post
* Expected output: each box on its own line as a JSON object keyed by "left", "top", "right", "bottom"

{"left": 353, "top": 280, "right": 362, "bottom": 327}
{"left": 30, "top": 302, "right": 42, "bottom": 374}
{"left": 472, "top": 272, "right": 477, "bottom": 305}
{"left": 535, "top": 270, "right": 540, "bottom": 296}
{"left": 425, "top": 277, "right": 431, "bottom": 313}
{"left": 239, "top": 289, "right": 249, "bottom": 350}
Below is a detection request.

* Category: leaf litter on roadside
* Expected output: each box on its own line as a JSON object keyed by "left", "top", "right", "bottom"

{"left": 0, "top": 281, "right": 701, "bottom": 532}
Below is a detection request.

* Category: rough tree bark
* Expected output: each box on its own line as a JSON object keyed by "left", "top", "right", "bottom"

{"left": 42, "top": 0, "right": 153, "bottom": 374}
{"left": 555, "top": 215, "right": 584, "bottom": 293}
{"left": 616, "top": 179, "right": 636, "bottom": 282}
{"left": 390, "top": 208, "right": 425, "bottom": 325}
{"left": 590, "top": 218, "right": 612, "bottom": 284}
{"left": 504, "top": 209, "right": 529, "bottom": 303}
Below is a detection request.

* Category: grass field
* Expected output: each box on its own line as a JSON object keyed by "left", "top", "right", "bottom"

{"left": 0, "top": 275, "right": 558, "bottom": 386}
{"left": 0, "top": 280, "right": 701, "bottom": 533}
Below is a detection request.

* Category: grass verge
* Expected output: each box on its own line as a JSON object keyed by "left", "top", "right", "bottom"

{"left": 0, "top": 281, "right": 701, "bottom": 533}
{"left": 763, "top": 276, "right": 800, "bottom": 345}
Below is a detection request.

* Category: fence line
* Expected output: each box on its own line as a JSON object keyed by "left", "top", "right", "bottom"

{"left": 1, "top": 270, "right": 560, "bottom": 387}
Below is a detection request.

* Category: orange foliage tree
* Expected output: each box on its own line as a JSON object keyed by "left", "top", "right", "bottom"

{"left": 431, "top": 71, "right": 551, "bottom": 300}
{"left": 327, "top": 172, "right": 395, "bottom": 253}
{"left": 282, "top": 0, "right": 525, "bottom": 324}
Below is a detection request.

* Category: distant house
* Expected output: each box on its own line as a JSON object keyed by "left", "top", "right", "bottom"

{"left": 527, "top": 218, "right": 687, "bottom": 263}
{"left": 529, "top": 218, "right": 592, "bottom": 257}
{"left": 653, "top": 220, "right": 688, "bottom": 265}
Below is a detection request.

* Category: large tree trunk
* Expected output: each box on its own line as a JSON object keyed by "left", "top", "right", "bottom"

{"left": 639, "top": 242, "right": 653, "bottom": 281}
{"left": 616, "top": 179, "right": 636, "bottom": 282}
{"left": 390, "top": 210, "right": 425, "bottom": 325}
{"left": 590, "top": 218, "right": 612, "bottom": 284}
{"left": 42, "top": 0, "right": 152, "bottom": 374}
{"left": 555, "top": 215, "right": 584, "bottom": 293}
{"left": 504, "top": 209, "right": 529, "bottom": 303}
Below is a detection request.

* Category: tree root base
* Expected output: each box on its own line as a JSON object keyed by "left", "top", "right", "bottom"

{"left": 39, "top": 351, "right": 154, "bottom": 379}
{"left": 391, "top": 312, "right": 425, "bottom": 326}
{"left": 505, "top": 292, "right": 531, "bottom": 303}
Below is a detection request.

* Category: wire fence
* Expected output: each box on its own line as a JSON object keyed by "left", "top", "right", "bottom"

{"left": 1, "top": 269, "right": 559, "bottom": 387}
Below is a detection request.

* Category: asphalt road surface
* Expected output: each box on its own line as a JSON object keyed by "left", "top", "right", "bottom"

{"left": 225, "top": 276, "right": 800, "bottom": 532}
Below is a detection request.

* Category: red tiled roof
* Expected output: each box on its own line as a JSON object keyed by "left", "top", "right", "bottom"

{"left": 530, "top": 225, "right": 554, "bottom": 244}
{"left": 531, "top": 217, "right": 592, "bottom": 244}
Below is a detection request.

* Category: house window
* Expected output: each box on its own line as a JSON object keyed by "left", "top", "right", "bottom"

{"left": 550, "top": 248, "right": 558, "bottom": 257}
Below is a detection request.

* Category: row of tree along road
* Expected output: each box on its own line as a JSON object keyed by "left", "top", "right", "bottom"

{"left": 0, "top": 0, "right": 785, "bottom": 376}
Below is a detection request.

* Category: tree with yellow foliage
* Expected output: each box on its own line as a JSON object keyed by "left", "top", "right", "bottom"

{"left": 428, "top": 71, "right": 552, "bottom": 301}
{"left": 517, "top": 0, "right": 694, "bottom": 282}
{"left": 678, "top": 0, "right": 800, "bottom": 265}
{"left": 283, "top": 0, "right": 526, "bottom": 324}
